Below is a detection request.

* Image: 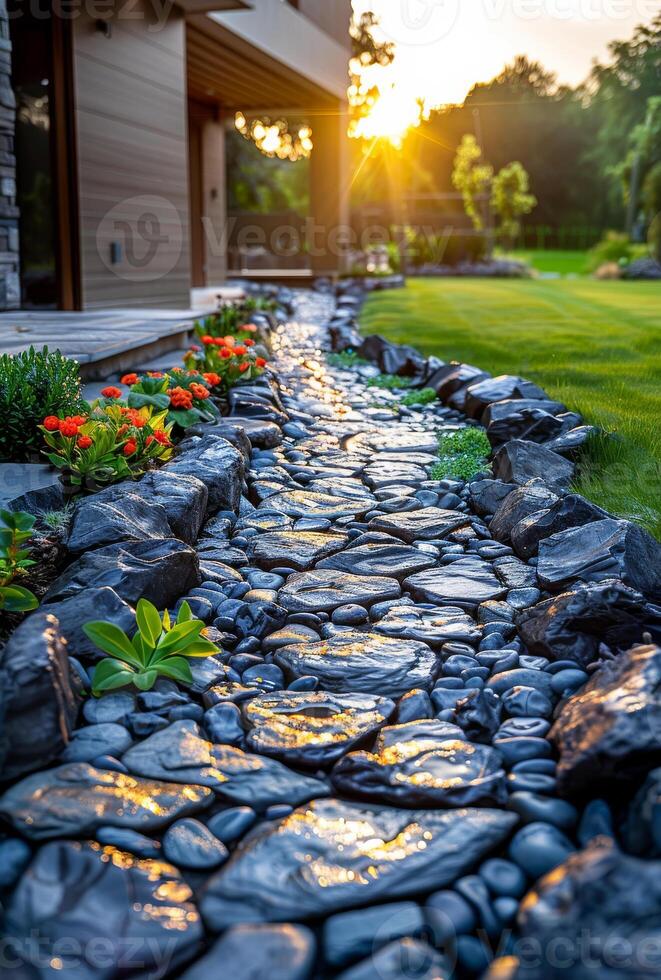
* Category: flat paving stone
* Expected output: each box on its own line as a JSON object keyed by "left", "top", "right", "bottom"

{"left": 317, "top": 542, "right": 436, "bottom": 579}
{"left": 278, "top": 570, "right": 401, "bottom": 613}
{"left": 121, "top": 719, "right": 328, "bottom": 809}
{"left": 246, "top": 530, "right": 348, "bottom": 571}
{"left": 369, "top": 508, "right": 469, "bottom": 543}
{"left": 373, "top": 603, "right": 481, "bottom": 647}
{"left": 363, "top": 461, "right": 429, "bottom": 490}
{"left": 200, "top": 797, "right": 517, "bottom": 929}
{"left": 262, "top": 489, "right": 375, "bottom": 520}
{"left": 276, "top": 630, "right": 439, "bottom": 697}
{"left": 0, "top": 763, "right": 212, "bottom": 840}
{"left": 243, "top": 691, "right": 396, "bottom": 768}
{"left": 405, "top": 558, "right": 508, "bottom": 609}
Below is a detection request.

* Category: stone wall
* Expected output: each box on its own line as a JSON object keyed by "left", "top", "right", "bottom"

{"left": 0, "top": 0, "right": 18, "bottom": 310}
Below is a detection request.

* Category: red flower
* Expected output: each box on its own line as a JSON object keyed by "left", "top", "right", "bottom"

{"left": 120, "top": 373, "right": 138, "bottom": 385}
{"left": 203, "top": 373, "right": 221, "bottom": 386}
{"left": 153, "top": 429, "right": 170, "bottom": 446}
{"left": 240, "top": 323, "right": 258, "bottom": 333}
{"left": 238, "top": 362, "right": 250, "bottom": 372}
{"left": 255, "top": 357, "right": 267, "bottom": 368}
{"left": 244, "top": 338, "right": 255, "bottom": 347}
{"left": 59, "top": 420, "right": 79, "bottom": 437}
{"left": 201, "top": 335, "right": 214, "bottom": 345}
{"left": 43, "top": 415, "right": 60, "bottom": 431}
{"left": 123, "top": 440, "right": 137, "bottom": 456}
{"left": 234, "top": 345, "right": 247, "bottom": 356}
{"left": 101, "top": 386, "right": 122, "bottom": 400}
{"left": 117, "top": 424, "right": 130, "bottom": 437}
{"left": 71, "top": 415, "right": 88, "bottom": 425}
{"left": 147, "top": 372, "right": 164, "bottom": 378}
{"left": 219, "top": 348, "right": 232, "bottom": 359}
{"left": 190, "top": 383, "right": 209, "bottom": 400}
{"left": 77, "top": 435, "right": 93, "bottom": 449}
{"left": 169, "top": 386, "right": 194, "bottom": 409}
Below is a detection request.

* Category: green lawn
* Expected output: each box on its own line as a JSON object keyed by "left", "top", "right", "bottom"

{"left": 508, "top": 249, "right": 589, "bottom": 276}
{"left": 360, "top": 277, "right": 661, "bottom": 537}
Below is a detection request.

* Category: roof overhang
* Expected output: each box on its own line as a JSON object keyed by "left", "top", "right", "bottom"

{"left": 175, "top": 0, "right": 248, "bottom": 12}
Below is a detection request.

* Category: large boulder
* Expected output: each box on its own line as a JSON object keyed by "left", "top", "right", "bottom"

{"left": 492, "top": 440, "right": 574, "bottom": 490}
{"left": 513, "top": 838, "right": 661, "bottom": 979}
{"left": 489, "top": 480, "right": 560, "bottom": 543}
{"left": 537, "top": 519, "right": 661, "bottom": 599}
{"left": 510, "top": 493, "right": 610, "bottom": 559}
{"left": 67, "top": 489, "right": 173, "bottom": 552}
{"left": 44, "top": 538, "right": 199, "bottom": 608}
{"left": 464, "top": 375, "right": 548, "bottom": 419}
{"left": 358, "top": 335, "right": 428, "bottom": 378}
{"left": 517, "top": 580, "right": 657, "bottom": 668}
{"left": 4, "top": 840, "right": 203, "bottom": 976}
{"left": 135, "top": 470, "right": 209, "bottom": 543}
{"left": 165, "top": 434, "right": 244, "bottom": 513}
{"left": 0, "top": 612, "right": 82, "bottom": 781}
{"left": 550, "top": 643, "right": 661, "bottom": 797}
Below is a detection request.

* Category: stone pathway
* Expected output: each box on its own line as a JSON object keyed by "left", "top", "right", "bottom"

{"left": 1, "top": 290, "right": 659, "bottom": 979}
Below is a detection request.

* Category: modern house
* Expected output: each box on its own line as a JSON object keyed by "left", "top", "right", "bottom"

{"left": 2, "top": 0, "right": 351, "bottom": 311}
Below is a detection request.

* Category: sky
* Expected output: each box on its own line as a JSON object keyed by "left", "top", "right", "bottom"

{"left": 352, "top": 0, "right": 658, "bottom": 108}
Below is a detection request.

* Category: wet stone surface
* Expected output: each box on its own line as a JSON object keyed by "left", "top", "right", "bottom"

{"left": 2, "top": 288, "right": 658, "bottom": 979}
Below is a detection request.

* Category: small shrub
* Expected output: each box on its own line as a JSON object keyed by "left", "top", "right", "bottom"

{"left": 121, "top": 369, "right": 220, "bottom": 431}
{"left": 431, "top": 427, "right": 491, "bottom": 481}
{"left": 326, "top": 351, "right": 369, "bottom": 369}
{"left": 586, "top": 232, "right": 648, "bottom": 273}
{"left": 183, "top": 332, "right": 268, "bottom": 389}
{"left": 40, "top": 400, "right": 173, "bottom": 492}
{"left": 0, "top": 347, "right": 85, "bottom": 461}
{"left": 0, "top": 509, "right": 38, "bottom": 613}
{"left": 85, "top": 598, "right": 220, "bottom": 694}
{"left": 366, "top": 374, "right": 413, "bottom": 390}
{"left": 400, "top": 387, "right": 437, "bottom": 406}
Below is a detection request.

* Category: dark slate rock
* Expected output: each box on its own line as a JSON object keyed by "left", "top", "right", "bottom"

{"left": 0, "top": 612, "right": 82, "bottom": 781}
{"left": 246, "top": 530, "right": 348, "bottom": 571}
{"left": 492, "top": 555, "right": 538, "bottom": 590}
{"left": 537, "top": 519, "right": 661, "bottom": 599}
{"left": 318, "top": 541, "right": 436, "bottom": 579}
{"left": 94, "top": 826, "right": 161, "bottom": 858}
{"left": 121, "top": 719, "right": 328, "bottom": 808}
{"left": 0, "top": 762, "right": 212, "bottom": 839}
{"left": 243, "top": 690, "right": 395, "bottom": 768}
{"left": 337, "top": 939, "right": 450, "bottom": 980}
{"left": 67, "top": 489, "right": 173, "bottom": 552}
{"left": 39, "top": 589, "right": 136, "bottom": 668}
{"left": 464, "top": 376, "right": 548, "bottom": 419}
{"left": 276, "top": 631, "right": 439, "bottom": 698}
{"left": 163, "top": 817, "right": 228, "bottom": 869}
{"left": 468, "top": 479, "right": 517, "bottom": 517}
{"left": 0, "top": 837, "right": 32, "bottom": 889}
{"left": 363, "top": 460, "right": 428, "bottom": 490}
{"left": 452, "top": 688, "right": 502, "bottom": 743}
{"left": 203, "top": 703, "right": 245, "bottom": 745}
{"left": 200, "top": 797, "right": 517, "bottom": 928}
{"left": 492, "top": 440, "right": 574, "bottom": 490}
{"left": 508, "top": 821, "right": 575, "bottom": 878}
{"left": 358, "top": 335, "right": 428, "bottom": 378}
{"left": 234, "top": 599, "right": 288, "bottom": 640}
{"left": 514, "top": 838, "right": 661, "bottom": 980}
{"left": 517, "top": 580, "right": 655, "bottom": 668}
{"left": 543, "top": 424, "right": 596, "bottom": 456}
{"left": 550, "top": 643, "right": 661, "bottom": 797}
{"left": 180, "top": 923, "right": 316, "bottom": 980}
{"left": 4, "top": 840, "right": 202, "bottom": 976}
{"left": 482, "top": 399, "right": 566, "bottom": 429}
{"left": 323, "top": 902, "right": 425, "bottom": 967}
{"left": 279, "top": 569, "right": 401, "bottom": 613}
{"left": 622, "top": 768, "right": 661, "bottom": 857}
{"left": 436, "top": 364, "right": 489, "bottom": 402}
{"left": 404, "top": 559, "right": 507, "bottom": 610}
{"left": 396, "top": 689, "right": 434, "bottom": 723}
{"left": 373, "top": 603, "right": 481, "bottom": 647}
{"left": 510, "top": 493, "right": 610, "bottom": 559}
{"left": 369, "top": 508, "right": 469, "bottom": 543}
{"left": 485, "top": 403, "right": 568, "bottom": 446}
{"left": 44, "top": 539, "right": 199, "bottom": 608}
{"left": 61, "top": 723, "right": 132, "bottom": 762}
{"left": 489, "top": 480, "right": 560, "bottom": 543}
{"left": 262, "top": 488, "right": 375, "bottom": 520}
{"left": 331, "top": 725, "right": 507, "bottom": 807}
{"left": 165, "top": 434, "right": 244, "bottom": 512}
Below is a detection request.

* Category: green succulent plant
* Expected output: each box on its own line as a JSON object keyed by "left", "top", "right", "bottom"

{"left": 0, "top": 509, "right": 39, "bottom": 613}
{"left": 85, "top": 599, "right": 220, "bottom": 695}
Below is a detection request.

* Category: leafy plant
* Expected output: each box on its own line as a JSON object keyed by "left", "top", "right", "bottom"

{"left": 40, "top": 401, "right": 173, "bottom": 492}
{"left": 326, "top": 351, "right": 369, "bottom": 369}
{"left": 121, "top": 369, "right": 220, "bottom": 431}
{"left": 400, "top": 387, "right": 437, "bottom": 406}
{"left": 431, "top": 427, "right": 492, "bottom": 481}
{"left": 39, "top": 505, "right": 75, "bottom": 534}
{"left": 366, "top": 374, "right": 413, "bottom": 390}
{"left": 0, "top": 509, "right": 38, "bottom": 613}
{"left": 0, "top": 347, "right": 85, "bottom": 461}
{"left": 183, "top": 333, "right": 268, "bottom": 390}
{"left": 85, "top": 598, "right": 220, "bottom": 695}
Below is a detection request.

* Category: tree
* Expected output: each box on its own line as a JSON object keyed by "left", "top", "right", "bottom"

{"left": 348, "top": 11, "right": 395, "bottom": 135}
{"left": 451, "top": 135, "right": 493, "bottom": 232}
{"left": 492, "top": 162, "right": 537, "bottom": 247}
{"left": 642, "top": 162, "right": 661, "bottom": 261}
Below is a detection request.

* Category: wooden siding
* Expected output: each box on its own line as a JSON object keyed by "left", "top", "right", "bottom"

{"left": 73, "top": 6, "right": 191, "bottom": 309}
